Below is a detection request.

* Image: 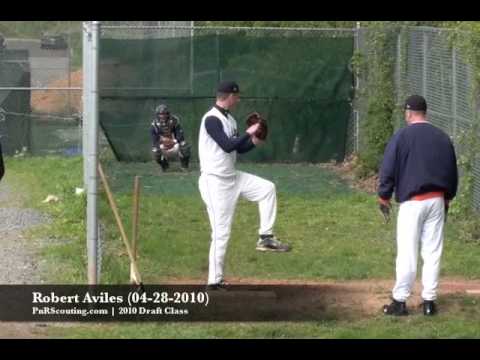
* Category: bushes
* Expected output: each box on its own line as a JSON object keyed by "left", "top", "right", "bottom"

{"left": 446, "top": 23, "right": 480, "bottom": 242}
{"left": 353, "top": 22, "right": 399, "bottom": 178}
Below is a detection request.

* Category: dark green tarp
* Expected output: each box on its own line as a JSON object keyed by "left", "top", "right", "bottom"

{"left": 99, "top": 32, "right": 354, "bottom": 163}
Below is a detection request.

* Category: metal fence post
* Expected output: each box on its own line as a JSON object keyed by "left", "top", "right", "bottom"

{"left": 82, "top": 22, "right": 90, "bottom": 188}
{"left": 354, "top": 22, "right": 360, "bottom": 153}
{"left": 395, "top": 31, "right": 401, "bottom": 129}
{"left": 67, "top": 22, "right": 72, "bottom": 114}
{"left": 86, "top": 21, "right": 100, "bottom": 284}
{"left": 216, "top": 30, "right": 221, "bottom": 83}
{"left": 190, "top": 21, "right": 194, "bottom": 95}
{"left": 423, "top": 32, "right": 428, "bottom": 98}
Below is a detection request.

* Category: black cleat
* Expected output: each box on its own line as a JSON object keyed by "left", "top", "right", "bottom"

{"left": 422, "top": 300, "right": 437, "bottom": 316}
{"left": 256, "top": 235, "right": 291, "bottom": 252}
{"left": 180, "top": 157, "right": 190, "bottom": 171}
{"left": 159, "top": 156, "right": 169, "bottom": 171}
{"left": 206, "top": 280, "right": 229, "bottom": 291}
{"left": 383, "top": 299, "right": 408, "bottom": 316}
{"left": 135, "top": 283, "right": 146, "bottom": 294}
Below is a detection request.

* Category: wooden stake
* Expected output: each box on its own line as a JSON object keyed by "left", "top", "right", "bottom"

{"left": 97, "top": 162, "right": 142, "bottom": 285}
{"left": 130, "top": 176, "right": 140, "bottom": 284}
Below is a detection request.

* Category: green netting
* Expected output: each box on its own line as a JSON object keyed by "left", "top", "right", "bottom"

{"left": 99, "top": 30, "right": 354, "bottom": 163}
{"left": 29, "top": 119, "right": 81, "bottom": 156}
{"left": 0, "top": 50, "right": 31, "bottom": 155}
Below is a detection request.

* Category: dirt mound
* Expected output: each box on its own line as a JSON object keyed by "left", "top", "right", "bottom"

{"left": 31, "top": 70, "right": 83, "bottom": 115}
{"left": 323, "top": 155, "right": 378, "bottom": 194}
{"left": 158, "top": 277, "right": 480, "bottom": 320}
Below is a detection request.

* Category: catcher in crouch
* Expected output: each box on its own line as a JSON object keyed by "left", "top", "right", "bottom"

{"left": 150, "top": 104, "right": 191, "bottom": 171}
{"left": 198, "top": 80, "right": 291, "bottom": 291}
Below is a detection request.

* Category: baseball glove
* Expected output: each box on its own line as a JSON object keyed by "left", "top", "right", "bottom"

{"left": 246, "top": 112, "right": 268, "bottom": 140}
{"left": 160, "top": 137, "right": 176, "bottom": 150}
{"left": 379, "top": 203, "right": 391, "bottom": 224}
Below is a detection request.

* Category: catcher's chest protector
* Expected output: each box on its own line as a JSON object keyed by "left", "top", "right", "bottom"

{"left": 154, "top": 118, "right": 174, "bottom": 138}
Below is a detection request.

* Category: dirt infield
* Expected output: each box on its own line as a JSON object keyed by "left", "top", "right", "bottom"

{"left": 320, "top": 156, "right": 378, "bottom": 194}
{"left": 161, "top": 277, "right": 480, "bottom": 320}
{"left": 31, "top": 70, "right": 82, "bottom": 114}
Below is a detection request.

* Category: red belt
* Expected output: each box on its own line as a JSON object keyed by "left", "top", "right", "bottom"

{"left": 410, "top": 191, "right": 444, "bottom": 201}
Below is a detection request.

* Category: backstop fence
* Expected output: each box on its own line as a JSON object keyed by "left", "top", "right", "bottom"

{"left": 356, "top": 25, "right": 480, "bottom": 209}
{"left": 0, "top": 22, "right": 82, "bottom": 156}
{"left": 98, "top": 25, "right": 355, "bottom": 163}
{"left": 2, "top": 22, "right": 480, "bottom": 210}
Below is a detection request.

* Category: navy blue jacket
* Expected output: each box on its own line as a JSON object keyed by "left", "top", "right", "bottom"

{"left": 378, "top": 122, "right": 458, "bottom": 202}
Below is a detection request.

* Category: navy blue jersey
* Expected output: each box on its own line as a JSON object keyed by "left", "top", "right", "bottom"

{"left": 378, "top": 122, "right": 458, "bottom": 202}
{"left": 203, "top": 104, "right": 255, "bottom": 154}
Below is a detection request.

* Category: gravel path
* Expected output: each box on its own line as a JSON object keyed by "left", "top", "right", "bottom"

{"left": 0, "top": 183, "right": 49, "bottom": 284}
{"left": 0, "top": 178, "right": 51, "bottom": 338}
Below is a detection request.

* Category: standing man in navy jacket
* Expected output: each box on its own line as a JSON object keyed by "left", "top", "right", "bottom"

{"left": 378, "top": 95, "right": 458, "bottom": 316}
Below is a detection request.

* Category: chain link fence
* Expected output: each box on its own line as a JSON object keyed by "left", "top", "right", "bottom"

{"left": 2, "top": 22, "right": 355, "bottom": 162}
{"left": 99, "top": 24, "right": 355, "bottom": 163}
{"left": 4, "top": 22, "right": 480, "bottom": 209}
{"left": 356, "top": 25, "right": 480, "bottom": 210}
{"left": 0, "top": 21, "right": 82, "bottom": 156}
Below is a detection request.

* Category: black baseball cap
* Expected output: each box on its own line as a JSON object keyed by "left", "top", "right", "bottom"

{"left": 405, "top": 95, "right": 427, "bottom": 111}
{"left": 217, "top": 80, "right": 240, "bottom": 94}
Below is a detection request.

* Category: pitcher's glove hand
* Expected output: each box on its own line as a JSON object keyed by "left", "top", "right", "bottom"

{"left": 378, "top": 198, "right": 392, "bottom": 224}
{"left": 246, "top": 112, "right": 268, "bottom": 140}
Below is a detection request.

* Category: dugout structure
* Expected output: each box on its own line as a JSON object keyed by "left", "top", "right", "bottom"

{"left": 98, "top": 26, "right": 355, "bottom": 163}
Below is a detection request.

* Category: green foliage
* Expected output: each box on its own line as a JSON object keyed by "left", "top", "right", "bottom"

{"left": 194, "top": 21, "right": 355, "bottom": 29}
{"left": 445, "top": 22, "right": 480, "bottom": 242}
{"left": 0, "top": 21, "right": 80, "bottom": 38}
{"left": 353, "top": 22, "right": 399, "bottom": 177}
{"left": 352, "top": 22, "right": 451, "bottom": 178}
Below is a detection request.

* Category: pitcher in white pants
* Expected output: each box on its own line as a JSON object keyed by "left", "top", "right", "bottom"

{"left": 199, "top": 171, "right": 277, "bottom": 285}
{"left": 198, "top": 80, "right": 291, "bottom": 290}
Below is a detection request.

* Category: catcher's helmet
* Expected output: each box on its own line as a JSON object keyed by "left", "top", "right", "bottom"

{"left": 155, "top": 104, "right": 169, "bottom": 115}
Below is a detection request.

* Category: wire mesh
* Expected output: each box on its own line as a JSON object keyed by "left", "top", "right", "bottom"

{"left": 0, "top": 21, "right": 83, "bottom": 156}
{"left": 357, "top": 25, "right": 480, "bottom": 210}
{"left": 98, "top": 25, "right": 355, "bottom": 163}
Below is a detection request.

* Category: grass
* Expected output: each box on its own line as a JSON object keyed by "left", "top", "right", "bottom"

{"left": 45, "top": 294, "right": 480, "bottom": 339}
{"left": 4, "top": 155, "right": 480, "bottom": 338}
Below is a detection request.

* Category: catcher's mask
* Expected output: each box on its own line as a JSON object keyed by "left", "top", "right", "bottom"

{"left": 155, "top": 104, "right": 169, "bottom": 119}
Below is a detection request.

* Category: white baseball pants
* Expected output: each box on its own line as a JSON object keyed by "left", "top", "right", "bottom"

{"left": 392, "top": 197, "right": 445, "bottom": 302}
{"left": 199, "top": 171, "right": 277, "bottom": 285}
